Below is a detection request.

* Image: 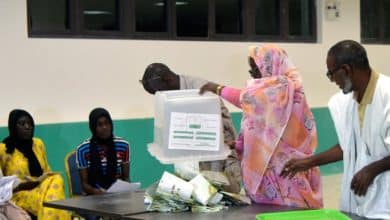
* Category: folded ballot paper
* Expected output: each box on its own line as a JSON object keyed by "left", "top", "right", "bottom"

{"left": 145, "top": 171, "right": 232, "bottom": 212}
{"left": 106, "top": 180, "right": 141, "bottom": 193}
{"left": 189, "top": 174, "right": 218, "bottom": 206}
{"left": 156, "top": 171, "right": 194, "bottom": 202}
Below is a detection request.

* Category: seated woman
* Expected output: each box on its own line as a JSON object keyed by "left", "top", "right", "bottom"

{"left": 76, "top": 107, "right": 130, "bottom": 195}
{"left": 0, "top": 109, "right": 70, "bottom": 219}
{"left": 200, "top": 44, "right": 323, "bottom": 208}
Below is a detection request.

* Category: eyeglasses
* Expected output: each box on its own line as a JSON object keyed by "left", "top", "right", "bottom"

{"left": 139, "top": 76, "right": 161, "bottom": 85}
{"left": 326, "top": 66, "right": 343, "bottom": 80}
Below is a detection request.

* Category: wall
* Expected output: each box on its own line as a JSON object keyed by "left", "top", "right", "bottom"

{"left": 0, "top": 108, "right": 342, "bottom": 197}
{"left": 1, "top": 0, "right": 390, "bottom": 126}
{"left": 0, "top": 0, "right": 387, "bottom": 196}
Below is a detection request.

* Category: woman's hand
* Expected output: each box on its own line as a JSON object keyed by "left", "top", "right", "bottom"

{"left": 199, "top": 82, "right": 220, "bottom": 95}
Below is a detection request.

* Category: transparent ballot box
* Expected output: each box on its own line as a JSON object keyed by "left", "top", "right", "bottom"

{"left": 148, "top": 89, "right": 230, "bottom": 164}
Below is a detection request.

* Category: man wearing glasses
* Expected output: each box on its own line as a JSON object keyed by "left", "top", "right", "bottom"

{"left": 281, "top": 40, "right": 390, "bottom": 219}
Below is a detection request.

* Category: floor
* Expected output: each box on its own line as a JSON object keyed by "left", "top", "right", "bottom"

{"left": 322, "top": 174, "right": 342, "bottom": 209}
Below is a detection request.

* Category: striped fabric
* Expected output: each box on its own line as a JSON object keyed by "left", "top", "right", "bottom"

{"left": 76, "top": 137, "right": 130, "bottom": 177}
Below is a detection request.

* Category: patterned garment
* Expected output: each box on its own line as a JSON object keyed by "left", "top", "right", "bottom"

{"left": 0, "top": 138, "right": 70, "bottom": 219}
{"left": 76, "top": 137, "right": 130, "bottom": 178}
{"left": 221, "top": 44, "right": 322, "bottom": 208}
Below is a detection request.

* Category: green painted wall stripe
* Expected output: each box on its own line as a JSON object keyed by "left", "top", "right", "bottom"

{"left": 0, "top": 107, "right": 342, "bottom": 198}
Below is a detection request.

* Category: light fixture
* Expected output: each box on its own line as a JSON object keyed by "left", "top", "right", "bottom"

{"left": 84, "top": 10, "right": 112, "bottom": 15}
{"left": 154, "top": 1, "right": 188, "bottom": 6}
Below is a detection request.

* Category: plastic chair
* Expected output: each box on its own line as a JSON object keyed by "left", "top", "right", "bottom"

{"left": 64, "top": 151, "right": 83, "bottom": 197}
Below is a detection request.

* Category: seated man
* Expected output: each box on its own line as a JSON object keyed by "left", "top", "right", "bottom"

{"left": 140, "top": 63, "right": 241, "bottom": 193}
{"left": 76, "top": 107, "right": 131, "bottom": 195}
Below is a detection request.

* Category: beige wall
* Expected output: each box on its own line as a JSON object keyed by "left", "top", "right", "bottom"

{"left": 1, "top": 0, "right": 390, "bottom": 125}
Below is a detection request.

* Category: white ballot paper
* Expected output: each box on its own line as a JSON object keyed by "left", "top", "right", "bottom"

{"left": 168, "top": 112, "right": 221, "bottom": 151}
{"left": 156, "top": 171, "right": 194, "bottom": 201}
{"left": 107, "top": 180, "right": 141, "bottom": 193}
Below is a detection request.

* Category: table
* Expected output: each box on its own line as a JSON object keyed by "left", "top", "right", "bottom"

{"left": 124, "top": 203, "right": 300, "bottom": 220}
{"left": 43, "top": 191, "right": 147, "bottom": 219}
{"left": 44, "top": 190, "right": 380, "bottom": 220}
{"left": 124, "top": 205, "right": 378, "bottom": 220}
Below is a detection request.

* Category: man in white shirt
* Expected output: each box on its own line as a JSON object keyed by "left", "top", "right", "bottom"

{"left": 281, "top": 40, "right": 390, "bottom": 219}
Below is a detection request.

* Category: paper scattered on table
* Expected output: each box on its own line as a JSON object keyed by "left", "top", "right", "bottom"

{"left": 189, "top": 174, "right": 217, "bottom": 205}
{"left": 208, "top": 192, "right": 223, "bottom": 205}
{"left": 157, "top": 171, "right": 194, "bottom": 201}
{"left": 107, "top": 180, "right": 141, "bottom": 193}
{"left": 220, "top": 191, "right": 251, "bottom": 205}
{"left": 145, "top": 171, "right": 250, "bottom": 213}
{"left": 191, "top": 204, "right": 226, "bottom": 213}
{"left": 0, "top": 175, "right": 20, "bottom": 204}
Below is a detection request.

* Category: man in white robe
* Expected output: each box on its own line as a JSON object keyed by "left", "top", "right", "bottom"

{"left": 281, "top": 40, "right": 390, "bottom": 219}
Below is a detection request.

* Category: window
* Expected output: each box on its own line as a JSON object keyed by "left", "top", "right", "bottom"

{"left": 176, "top": 0, "right": 208, "bottom": 37}
{"left": 135, "top": 0, "right": 167, "bottom": 33}
{"left": 83, "top": 0, "right": 119, "bottom": 31}
{"left": 361, "top": 0, "right": 390, "bottom": 43}
{"left": 289, "top": 0, "right": 314, "bottom": 37}
{"left": 27, "top": 0, "right": 316, "bottom": 42}
{"left": 29, "top": 0, "right": 70, "bottom": 32}
{"left": 215, "top": 0, "right": 242, "bottom": 34}
{"left": 255, "top": 0, "right": 279, "bottom": 36}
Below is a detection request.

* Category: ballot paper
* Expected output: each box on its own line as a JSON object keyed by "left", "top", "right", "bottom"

{"left": 156, "top": 171, "right": 194, "bottom": 201}
{"left": 106, "top": 180, "right": 141, "bottom": 193}
{"left": 189, "top": 174, "right": 217, "bottom": 206}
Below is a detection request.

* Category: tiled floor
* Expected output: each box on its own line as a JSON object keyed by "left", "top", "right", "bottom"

{"left": 322, "top": 174, "right": 342, "bottom": 209}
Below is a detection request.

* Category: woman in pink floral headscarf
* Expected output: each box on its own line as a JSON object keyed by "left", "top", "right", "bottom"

{"left": 200, "top": 44, "right": 323, "bottom": 208}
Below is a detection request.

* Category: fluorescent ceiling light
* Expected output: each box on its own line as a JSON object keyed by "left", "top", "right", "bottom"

{"left": 154, "top": 2, "right": 165, "bottom": 6}
{"left": 176, "top": 1, "right": 188, "bottom": 5}
{"left": 154, "top": 1, "right": 188, "bottom": 6}
{"left": 84, "top": 10, "right": 112, "bottom": 15}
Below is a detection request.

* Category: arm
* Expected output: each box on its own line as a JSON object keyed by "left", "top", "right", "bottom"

{"left": 199, "top": 82, "right": 242, "bottom": 108}
{"left": 78, "top": 169, "right": 105, "bottom": 195}
{"left": 351, "top": 155, "right": 390, "bottom": 196}
{"left": 121, "top": 163, "right": 130, "bottom": 182}
{"left": 13, "top": 181, "right": 40, "bottom": 193}
{"left": 281, "top": 143, "right": 343, "bottom": 179}
{"left": 120, "top": 142, "right": 130, "bottom": 182}
{"left": 220, "top": 87, "right": 241, "bottom": 108}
